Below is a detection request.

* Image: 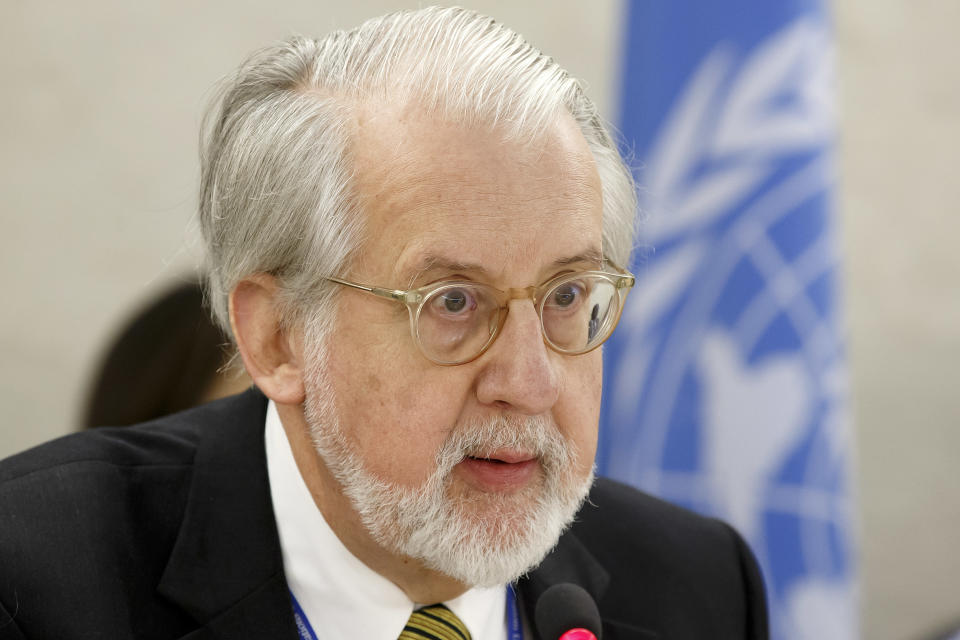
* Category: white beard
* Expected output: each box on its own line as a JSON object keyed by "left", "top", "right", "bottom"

{"left": 302, "top": 348, "right": 594, "bottom": 587}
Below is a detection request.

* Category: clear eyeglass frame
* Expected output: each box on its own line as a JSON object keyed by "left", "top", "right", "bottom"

{"left": 326, "top": 264, "right": 636, "bottom": 366}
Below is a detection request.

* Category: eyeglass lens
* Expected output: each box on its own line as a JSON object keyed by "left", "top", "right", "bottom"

{"left": 414, "top": 275, "right": 621, "bottom": 364}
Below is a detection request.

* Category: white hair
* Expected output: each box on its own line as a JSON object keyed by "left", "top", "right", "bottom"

{"left": 198, "top": 6, "right": 637, "bottom": 341}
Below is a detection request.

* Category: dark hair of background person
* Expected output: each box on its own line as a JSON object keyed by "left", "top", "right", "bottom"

{"left": 81, "top": 280, "right": 249, "bottom": 429}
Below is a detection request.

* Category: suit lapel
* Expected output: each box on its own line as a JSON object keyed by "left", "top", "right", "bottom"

{"left": 156, "top": 389, "right": 298, "bottom": 639}
{"left": 518, "top": 528, "right": 659, "bottom": 640}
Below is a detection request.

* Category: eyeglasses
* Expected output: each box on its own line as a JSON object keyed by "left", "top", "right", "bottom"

{"left": 326, "top": 265, "right": 635, "bottom": 365}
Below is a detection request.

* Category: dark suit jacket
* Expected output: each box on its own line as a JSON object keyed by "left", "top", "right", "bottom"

{"left": 0, "top": 389, "right": 767, "bottom": 639}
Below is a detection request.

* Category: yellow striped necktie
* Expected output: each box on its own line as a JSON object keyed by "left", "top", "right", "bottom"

{"left": 398, "top": 603, "right": 472, "bottom": 640}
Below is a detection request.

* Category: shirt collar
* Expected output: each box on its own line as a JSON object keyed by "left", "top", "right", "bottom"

{"left": 264, "top": 400, "right": 506, "bottom": 640}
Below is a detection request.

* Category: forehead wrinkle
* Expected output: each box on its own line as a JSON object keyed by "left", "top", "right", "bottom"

{"left": 394, "top": 243, "right": 605, "bottom": 292}
{"left": 356, "top": 151, "right": 445, "bottom": 212}
{"left": 397, "top": 252, "right": 490, "bottom": 288}
{"left": 354, "top": 123, "right": 601, "bottom": 231}
{"left": 361, "top": 130, "right": 597, "bottom": 204}
{"left": 398, "top": 176, "right": 599, "bottom": 226}
{"left": 384, "top": 178, "right": 603, "bottom": 287}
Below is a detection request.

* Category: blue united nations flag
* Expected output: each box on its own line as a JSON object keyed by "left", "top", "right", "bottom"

{"left": 597, "top": 2, "right": 858, "bottom": 638}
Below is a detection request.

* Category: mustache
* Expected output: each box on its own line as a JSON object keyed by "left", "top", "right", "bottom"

{"left": 434, "top": 414, "right": 574, "bottom": 473}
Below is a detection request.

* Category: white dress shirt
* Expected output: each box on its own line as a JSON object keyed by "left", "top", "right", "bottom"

{"left": 265, "top": 401, "right": 507, "bottom": 640}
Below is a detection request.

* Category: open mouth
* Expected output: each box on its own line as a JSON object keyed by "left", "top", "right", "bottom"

{"left": 467, "top": 455, "right": 511, "bottom": 464}
{"left": 458, "top": 453, "right": 539, "bottom": 491}
{"left": 466, "top": 449, "right": 535, "bottom": 464}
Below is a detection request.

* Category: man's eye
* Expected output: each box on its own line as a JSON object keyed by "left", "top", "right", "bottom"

{"left": 431, "top": 288, "right": 476, "bottom": 315}
{"left": 443, "top": 290, "right": 468, "bottom": 312}
{"left": 551, "top": 283, "right": 584, "bottom": 308}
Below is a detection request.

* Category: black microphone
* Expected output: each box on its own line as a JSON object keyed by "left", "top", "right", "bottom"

{"left": 534, "top": 583, "right": 602, "bottom": 640}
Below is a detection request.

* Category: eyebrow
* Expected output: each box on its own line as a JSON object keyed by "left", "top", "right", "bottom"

{"left": 553, "top": 249, "right": 605, "bottom": 268}
{"left": 400, "top": 257, "right": 488, "bottom": 287}
{"left": 400, "top": 248, "right": 605, "bottom": 287}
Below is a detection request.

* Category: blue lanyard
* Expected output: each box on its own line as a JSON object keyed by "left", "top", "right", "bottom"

{"left": 290, "top": 590, "right": 319, "bottom": 640}
{"left": 505, "top": 583, "right": 524, "bottom": 640}
{"left": 290, "top": 585, "right": 523, "bottom": 640}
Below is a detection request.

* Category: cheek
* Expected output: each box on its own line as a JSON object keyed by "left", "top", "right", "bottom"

{"left": 557, "top": 352, "right": 603, "bottom": 468}
{"left": 326, "top": 344, "right": 472, "bottom": 487}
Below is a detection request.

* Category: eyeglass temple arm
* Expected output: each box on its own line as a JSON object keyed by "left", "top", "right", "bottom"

{"left": 326, "top": 276, "right": 420, "bottom": 305}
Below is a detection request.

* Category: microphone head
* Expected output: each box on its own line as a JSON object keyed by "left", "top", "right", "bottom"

{"left": 534, "top": 583, "right": 602, "bottom": 640}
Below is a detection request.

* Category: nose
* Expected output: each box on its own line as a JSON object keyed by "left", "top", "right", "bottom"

{"left": 474, "top": 299, "right": 560, "bottom": 414}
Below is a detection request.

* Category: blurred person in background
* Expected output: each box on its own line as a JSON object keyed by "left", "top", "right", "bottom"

{"left": 0, "top": 8, "right": 767, "bottom": 639}
{"left": 82, "top": 280, "right": 250, "bottom": 429}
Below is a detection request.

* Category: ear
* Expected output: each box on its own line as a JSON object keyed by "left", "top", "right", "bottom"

{"left": 228, "top": 274, "right": 305, "bottom": 406}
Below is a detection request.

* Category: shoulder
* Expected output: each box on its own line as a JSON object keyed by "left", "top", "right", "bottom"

{"left": 575, "top": 477, "right": 741, "bottom": 557}
{"left": 0, "top": 388, "right": 263, "bottom": 488}
{"left": 0, "top": 389, "right": 261, "bottom": 543}
{"left": 0, "top": 390, "right": 266, "bottom": 536}
{"left": 0, "top": 407, "right": 204, "bottom": 500}
{"left": 573, "top": 477, "right": 749, "bottom": 588}
{"left": 0, "top": 391, "right": 267, "bottom": 635}
{"left": 570, "top": 477, "right": 769, "bottom": 638}
{"left": 0, "top": 410, "right": 201, "bottom": 634}
{"left": 573, "top": 476, "right": 756, "bottom": 574}
{"left": 0, "top": 402, "right": 213, "bottom": 557}
{"left": 0, "top": 419, "right": 197, "bottom": 486}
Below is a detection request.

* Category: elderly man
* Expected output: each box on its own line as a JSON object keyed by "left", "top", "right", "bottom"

{"left": 0, "top": 8, "right": 767, "bottom": 640}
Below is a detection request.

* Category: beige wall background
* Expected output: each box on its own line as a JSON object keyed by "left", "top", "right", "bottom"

{"left": 0, "top": 1, "right": 956, "bottom": 638}
{"left": 836, "top": 1, "right": 960, "bottom": 638}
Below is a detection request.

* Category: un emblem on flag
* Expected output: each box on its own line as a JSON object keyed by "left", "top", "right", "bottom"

{"left": 598, "top": 18, "right": 857, "bottom": 640}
